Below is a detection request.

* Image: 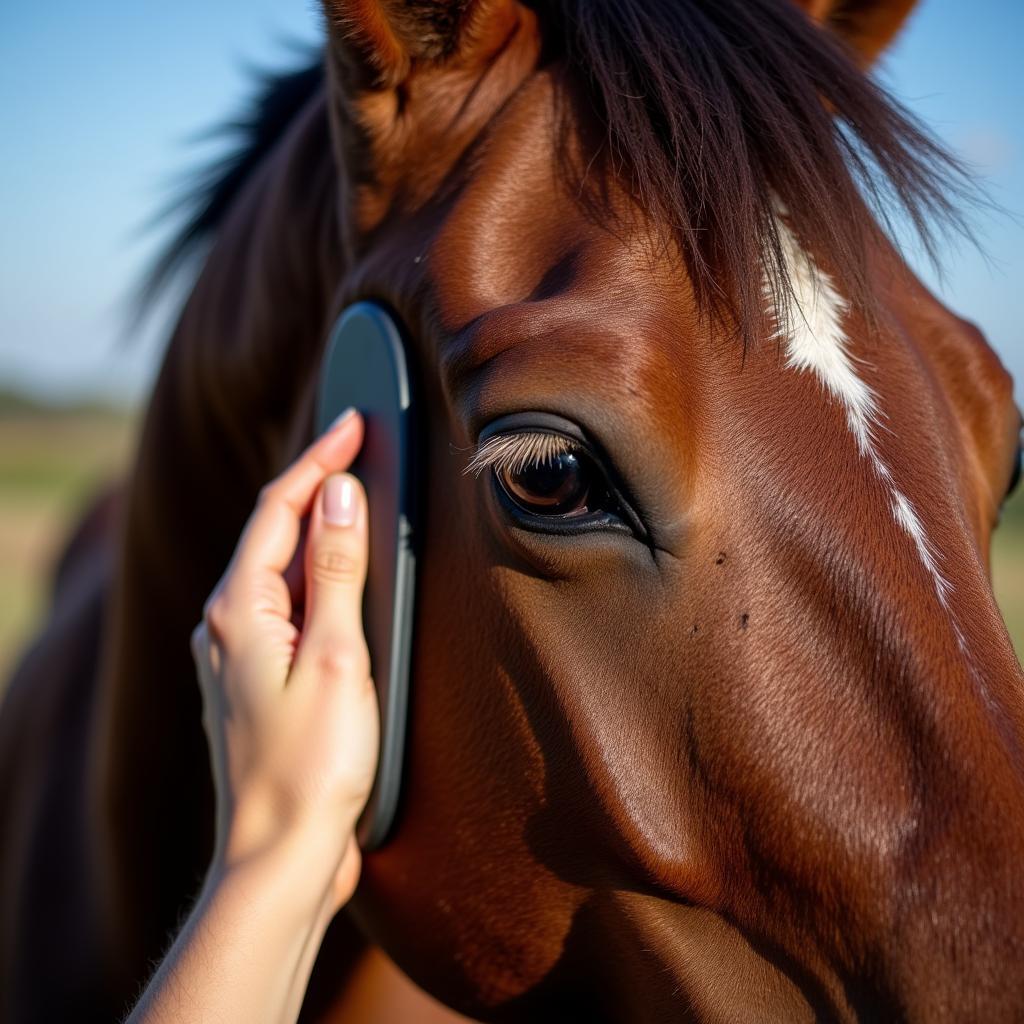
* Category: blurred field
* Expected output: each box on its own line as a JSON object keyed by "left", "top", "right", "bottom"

{"left": 0, "top": 396, "right": 1021, "bottom": 686}
{"left": 0, "top": 394, "right": 136, "bottom": 682}
{"left": 993, "top": 490, "right": 1024, "bottom": 653}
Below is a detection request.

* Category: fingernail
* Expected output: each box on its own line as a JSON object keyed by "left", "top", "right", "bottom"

{"left": 323, "top": 474, "right": 356, "bottom": 526}
{"left": 330, "top": 407, "right": 356, "bottom": 432}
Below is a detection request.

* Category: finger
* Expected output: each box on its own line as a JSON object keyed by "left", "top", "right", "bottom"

{"left": 220, "top": 411, "right": 364, "bottom": 630}
{"left": 235, "top": 409, "right": 363, "bottom": 579}
{"left": 293, "top": 473, "right": 370, "bottom": 681}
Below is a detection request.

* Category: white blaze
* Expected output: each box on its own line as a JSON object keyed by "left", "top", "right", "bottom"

{"left": 770, "top": 218, "right": 954, "bottom": 613}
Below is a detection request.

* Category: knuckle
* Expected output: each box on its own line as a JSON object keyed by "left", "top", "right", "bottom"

{"left": 312, "top": 640, "right": 368, "bottom": 682}
{"left": 203, "top": 592, "right": 233, "bottom": 642}
{"left": 315, "top": 646, "right": 351, "bottom": 680}
{"left": 310, "top": 546, "right": 362, "bottom": 585}
{"left": 256, "top": 480, "right": 279, "bottom": 508}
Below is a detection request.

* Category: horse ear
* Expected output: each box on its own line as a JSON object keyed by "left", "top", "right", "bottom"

{"left": 793, "top": 0, "right": 917, "bottom": 65}
{"left": 322, "top": 0, "right": 520, "bottom": 87}
{"left": 322, "top": 0, "right": 533, "bottom": 245}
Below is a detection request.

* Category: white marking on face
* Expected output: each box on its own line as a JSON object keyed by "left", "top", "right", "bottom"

{"left": 769, "top": 217, "right": 956, "bottom": 617}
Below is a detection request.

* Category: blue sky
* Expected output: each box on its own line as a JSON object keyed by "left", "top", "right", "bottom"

{"left": 0, "top": 0, "right": 1021, "bottom": 404}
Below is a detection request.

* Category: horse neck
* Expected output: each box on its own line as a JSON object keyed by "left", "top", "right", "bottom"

{"left": 95, "top": 83, "right": 345, "bottom": 977}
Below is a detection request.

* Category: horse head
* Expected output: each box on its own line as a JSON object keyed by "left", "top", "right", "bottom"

{"left": 305, "top": 0, "right": 1024, "bottom": 1019}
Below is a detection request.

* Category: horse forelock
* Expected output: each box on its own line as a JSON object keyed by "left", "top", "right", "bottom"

{"left": 537, "top": 0, "right": 979, "bottom": 350}
{"left": 143, "top": 0, "right": 980, "bottom": 350}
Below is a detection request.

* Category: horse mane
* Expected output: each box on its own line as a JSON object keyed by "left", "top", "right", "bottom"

{"left": 141, "top": 1, "right": 976, "bottom": 347}
{"left": 136, "top": 57, "right": 324, "bottom": 312}
{"left": 541, "top": 0, "right": 977, "bottom": 345}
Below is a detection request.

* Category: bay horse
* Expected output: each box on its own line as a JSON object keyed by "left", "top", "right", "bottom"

{"left": 2, "top": 0, "right": 1023, "bottom": 1020}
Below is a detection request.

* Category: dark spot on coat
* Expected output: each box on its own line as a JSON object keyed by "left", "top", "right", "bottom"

{"left": 715, "top": 552, "right": 727, "bottom": 565}
{"left": 739, "top": 612, "right": 749, "bottom": 630}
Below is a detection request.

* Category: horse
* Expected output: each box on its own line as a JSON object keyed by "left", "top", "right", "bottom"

{"left": 2, "top": 0, "right": 1023, "bottom": 1019}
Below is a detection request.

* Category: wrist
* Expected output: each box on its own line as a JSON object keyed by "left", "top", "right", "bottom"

{"left": 208, "top": 825, "right": 344, "bottom": 924}
{"left": 219, "top": 790, "right": 357, "bottom": 870}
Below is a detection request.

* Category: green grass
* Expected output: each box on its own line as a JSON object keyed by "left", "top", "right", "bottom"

{"left": 993, "top": 489, "right": 1024, "bottom": 650}
{"left": 0, "top": 403, "right": 136, "bottom": 680}
{"left": 0, "top": 402, "right": 1021, "bottom": 684}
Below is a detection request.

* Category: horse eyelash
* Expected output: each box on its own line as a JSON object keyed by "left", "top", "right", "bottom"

{"left": 463, "top": 432, "right": 577, "bottom": 478}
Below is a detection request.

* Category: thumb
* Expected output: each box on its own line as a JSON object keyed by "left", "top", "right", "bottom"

{"left": 297, "top": 473, "right": 370, "bottom": 670}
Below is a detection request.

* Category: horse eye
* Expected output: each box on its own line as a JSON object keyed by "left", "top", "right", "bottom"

{"left": 496, "top": 448, "right": 597, "bottom": 517}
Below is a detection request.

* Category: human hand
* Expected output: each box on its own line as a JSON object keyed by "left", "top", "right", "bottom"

{"left": 191, "top": 409, "right": 379, "bottom": 914}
